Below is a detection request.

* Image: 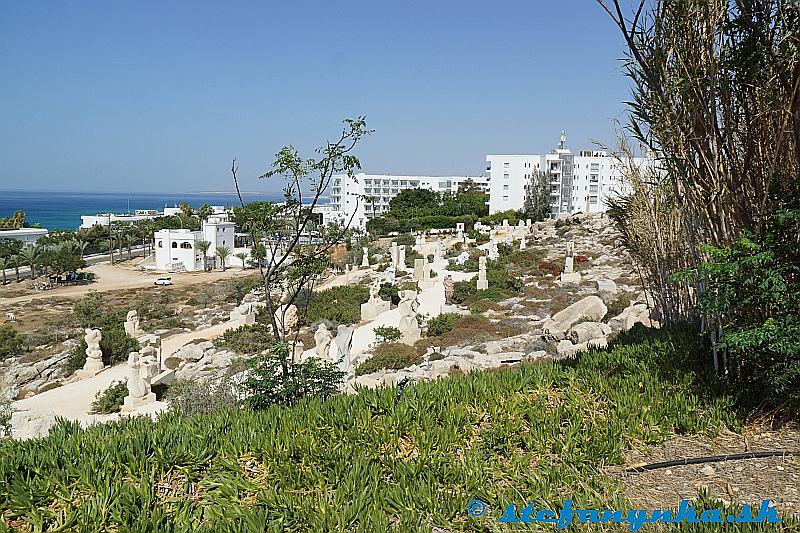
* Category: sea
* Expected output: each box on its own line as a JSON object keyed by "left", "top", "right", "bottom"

{"left": 0, "top": 190, "right": 284, "bottom": 231}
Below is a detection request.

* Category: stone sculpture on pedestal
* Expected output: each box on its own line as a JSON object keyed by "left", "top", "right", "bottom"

{"left": 477, "top": 256, "right": 488, "bottom": 290}
{"left": 360, "top": 278, "right": 390, "bottom": 320}
{"left": 398, "top": 289, "right": 421, "bottom": 344}
{"left": 443, "top": 275, "right": 455, "bottom": 305}
{"left": 122, "top": 351, "right": 158, "bottom": 412}
{"left": 75, "top": 328, "right": 105, "bottom": 378}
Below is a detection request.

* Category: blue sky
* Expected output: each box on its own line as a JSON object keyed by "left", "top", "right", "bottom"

{"left": 0, "top": 1, "right": 633, "bottom": 194}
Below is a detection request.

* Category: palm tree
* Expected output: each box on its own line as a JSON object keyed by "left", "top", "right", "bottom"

{"left": 19, "top": 245, "right": 39, "bottom": 279}
{"left": 74, "top": 239, "right": 88, "bottom": 261}
{"left": 196, "top": 240, "right": 211, "bottom": 271}
{"left": 235, "top": 252, "right": 248, "bottom": 270}
{"left": 9, "top": 255, "right": 20, "bottom": 282}
{"left": 0, "top": 257, "right": 6, "bottom": 285}
{"left": 125, "top": 233, "right": 135, "bottom": 260}
{"left": 215, "top": 245, "right": 230, "bottom": 271}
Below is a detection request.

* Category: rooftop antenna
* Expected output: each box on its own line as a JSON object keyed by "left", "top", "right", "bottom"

{"left": 559, "top": 130, "right": 567, "bottom": 150}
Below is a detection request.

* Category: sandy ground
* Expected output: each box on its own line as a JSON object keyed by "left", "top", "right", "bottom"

{"left": 0, "top": 261, "right": 250, "bottom": 305}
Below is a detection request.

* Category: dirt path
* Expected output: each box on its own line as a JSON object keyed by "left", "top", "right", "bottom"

{"left": 614, "top": 427, "right": 800, "bottom": 516}
{"left": 12, "top": 318, "right": 241, "bottom": 426}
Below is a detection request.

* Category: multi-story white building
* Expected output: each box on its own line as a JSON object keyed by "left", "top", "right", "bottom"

{"left": 486, "top": 133, "right": 649, "bottom": 217}
{"left": 320, "top": 173, "right": 489, "bottom": 228}
{"left": 153, "top": 214, "right": 250, "bottom": 271}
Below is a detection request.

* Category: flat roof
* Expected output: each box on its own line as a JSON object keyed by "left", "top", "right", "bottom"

{"left": 0, "top": 228, "right": 49, "bottom": 235}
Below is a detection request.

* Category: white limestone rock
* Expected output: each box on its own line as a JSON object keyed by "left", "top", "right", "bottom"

{"left": 11, "top": 409, "right": 58, "bottom": 440}
{"left": 542, "top": 296, "right": 608, "bottom": 339}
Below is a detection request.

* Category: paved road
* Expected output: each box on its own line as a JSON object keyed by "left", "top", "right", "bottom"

{"left": 1, "top": 246, "right": 146, "bottom": 280}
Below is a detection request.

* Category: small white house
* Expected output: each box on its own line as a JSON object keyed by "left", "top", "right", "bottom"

{"left": 153, "top": 216, "right": 248, "bottom": 272}
{"left": 0, "top": 228, "right": 49, "bottom": 245}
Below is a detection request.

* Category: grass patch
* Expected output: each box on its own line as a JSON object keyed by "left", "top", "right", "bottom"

{"left": 1, "top": 326, "right": 781, "bottom": 532}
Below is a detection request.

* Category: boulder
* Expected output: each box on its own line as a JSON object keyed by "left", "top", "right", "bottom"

{"left": 568, "top": 322, "right": 611, "bottom": 345}
{"left": 11, "top": 409, "right": 58, "bottom": 440}
{"left": 595, "top": 279, "right": 618, "bottom": 293}
{"left": 542, "top": 296, "right": 608, "bottom": 339}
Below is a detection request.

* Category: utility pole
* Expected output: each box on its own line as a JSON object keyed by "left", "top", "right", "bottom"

{"left": 108, "top": 214, "right": 113, "bottom": 264}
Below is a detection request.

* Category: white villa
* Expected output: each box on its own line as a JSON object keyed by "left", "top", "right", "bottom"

{"left": 486, "top": 133, "right": 651, "bottom": 217}
{"left": 153, "top": 214, "right": 251, "bottom": 272}
{"left": 0, "top": 227, "right": 49, "bottom": 245}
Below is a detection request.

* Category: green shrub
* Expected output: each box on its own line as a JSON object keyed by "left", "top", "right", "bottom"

{"left": 467, "top": 229, "right": 489, "bottom": 244}
{"left": 89, "top": 381, "right": 127, "bottom": 414}
{"left": 355, "top": 342, "right": 420, "bottom": 375}
{"left": 0, "top": 396, "right": 11, "bottom": 437}
{"left": 165, "top": 377, "right": 240, "bottom": 416}
{"left": 426, "top": 313, "right": 459, "bottom": 337}
{"left": 100, "top": 328, "right": 140, "bottom": 366}
{"left": 301, "top": 285, "right": 369, "bottom": 326}
{"left": 0, "top": 324, "right": 25, "bottom": 359}
{"left": 451, "top": 280, "right": 476, "bottom": 304}
{"left": 680, "top": 208, "right": 800, "bottom": 410}
{"left": 604, "top": 294, "right": 631, "bottom": 322}
{"left": 215, "top": 323, "right": 274, "bottom": 355}
{"left": 242, "top": 341, "right": 345, "bottom": 409}
{"left": 373, "top": 325, "right": 401, "bottom": 343}
{"left": 378, "top": 283, "right": 399, "bottom": 305}
{"left": 73, "top": 293, "right": 105, "bottom": 328}
{"left": 63, "top": 340, "right": 87, "bottom": 375}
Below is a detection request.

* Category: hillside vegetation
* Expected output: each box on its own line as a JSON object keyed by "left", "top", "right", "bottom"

{"left": 4, "top": 326, "right": 786, "bottom": 532}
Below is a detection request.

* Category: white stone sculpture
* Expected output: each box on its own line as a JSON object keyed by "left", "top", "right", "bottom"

{"left": 477, "top": 256, "right": 488, "bottom": 290}
{"left": 122, "top": 351, "right": 157, "bottom": 412}
{"left": 398, "top": 289, "right": 421, "bottom": 344}
{"left": 454, "top": 251, "right": 470, "bottom": 265}
{"left": 361, "top": 247, "right": 370, "bottom": 267}
{"left": 124, "top": 310, "right": 143, "bottom": 337}
{"left": 383, "top": 266, "right": 396, "bottom": 285}
{"left": 397, "top": 245, "right": 406, "bottom": 272}
{"left": 75, "top": 328, "right": 105, "bottom": 378}
{"left": 314, "top": 323, "right": 333, "bottom": 359}
{"left": 335, "top": 325, "right": 354, "bottom": 374}
{"left": 274, "top": 304, "right": 299, "bottom": 337}
{"left": 361, "top": 278, "right": 390, "bottom": 320}
{"left": 231, "top": 302, "right": 256, "bottom": 325}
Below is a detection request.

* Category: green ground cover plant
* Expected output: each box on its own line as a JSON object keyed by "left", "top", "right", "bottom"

{"left": 0, "top": 326, "right": 762, "bottom": 532}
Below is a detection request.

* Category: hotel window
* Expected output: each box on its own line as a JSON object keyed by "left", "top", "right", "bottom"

{"left": 504, "top": 162, "right": 509, "bottom": 168}
{"left": 180, "top": 242, "right": 192, "bottom": 249}
{"left": 158, "top": 241, "right": 163, "bottom": 248}
{"left": 503, "top": 173, "right": 509, "bottom": 179}
{"left": 503, "top": 184, "right": 509, "bottom": 190}
{"left": 589, "top": 196, "right": 598, "bottom": 204}
{"left": 171, "top": 242, "right": 177, "bottom": 248}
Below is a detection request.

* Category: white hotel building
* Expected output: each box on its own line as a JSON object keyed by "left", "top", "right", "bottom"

{"left": 487, "top": 133, "right": 648, "bottom": 217}
{"left": 321, "top": 173, "right": 489, "bottom": 229}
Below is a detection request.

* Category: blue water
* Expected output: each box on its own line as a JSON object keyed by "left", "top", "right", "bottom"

{"left": 0, "top": 190, "right": 283, "bottom": 230}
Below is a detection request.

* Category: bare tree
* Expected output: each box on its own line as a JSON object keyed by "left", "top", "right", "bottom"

{"left": 232, "top": 118, "right": 372, "bottom": 379}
